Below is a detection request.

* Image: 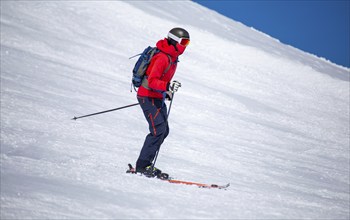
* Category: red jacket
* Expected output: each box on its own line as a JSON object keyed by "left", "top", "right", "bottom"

{"left": 137, "top": 38, "right": 185, "bottom": 99}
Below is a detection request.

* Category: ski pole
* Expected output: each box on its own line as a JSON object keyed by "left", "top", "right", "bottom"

{"left": 151, "top": 81, "right": 181, "bottom": 171}
{"left": 150, "top": 92, "right": 174, "bottom": 172}
{"left": 166, "top": 92, "right": 175, "bottom": 120}
{"left": 71, "top": 103, "right": 139, "bottom": 120}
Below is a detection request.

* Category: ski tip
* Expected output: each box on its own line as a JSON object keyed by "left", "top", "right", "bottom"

{"left": 220, "top": 183, "right": 230, "bottom": 189}
{"left": 71, "top": 117, "right": 77, "bottom": 120}
{"left": 209, "top": 183, "right": 230, "bottom": 189}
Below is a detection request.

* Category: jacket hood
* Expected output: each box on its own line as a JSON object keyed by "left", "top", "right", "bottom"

{"left": 156, "top": 38, "right": 186, "bottom": 61}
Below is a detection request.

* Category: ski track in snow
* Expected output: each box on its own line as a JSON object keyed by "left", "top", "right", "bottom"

{"left": 1, "top": 1, "right": 349, "bottom": 219}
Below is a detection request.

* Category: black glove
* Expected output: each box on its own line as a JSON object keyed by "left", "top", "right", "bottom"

{"left": 165, "top": 91, "right": 173, "bottom": 101}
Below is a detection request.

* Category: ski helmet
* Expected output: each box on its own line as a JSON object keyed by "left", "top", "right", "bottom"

{"left": 167, "top": 27, "right": 190, "bottom": 47}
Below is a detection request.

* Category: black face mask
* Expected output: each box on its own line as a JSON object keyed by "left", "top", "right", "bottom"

{"left": 167, "top": 38, "right": 178, "bottom": 51}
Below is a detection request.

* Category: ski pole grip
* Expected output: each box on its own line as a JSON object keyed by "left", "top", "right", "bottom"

{"left": 171, "top": 80, "right": 181, "bottom": 92}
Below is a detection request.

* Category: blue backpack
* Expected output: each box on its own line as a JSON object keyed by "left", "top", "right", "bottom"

{"left": 130, "top": 46, "right": 171, "bottom": 92}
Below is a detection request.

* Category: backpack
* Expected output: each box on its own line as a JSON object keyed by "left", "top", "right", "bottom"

{"left": 130, "top": 46, "right": 171, "bottom": 92}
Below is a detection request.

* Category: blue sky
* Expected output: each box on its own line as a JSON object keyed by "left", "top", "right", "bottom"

{"left": 193, "top": 0, "right": 350, "bottom": 68}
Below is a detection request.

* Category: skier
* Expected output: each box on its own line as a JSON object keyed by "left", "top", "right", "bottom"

{"left": 135, "top": 27, "right": 190, "bottom": 175}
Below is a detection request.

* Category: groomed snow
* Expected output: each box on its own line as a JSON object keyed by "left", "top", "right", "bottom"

{"left": 1, "top": 1, "right": 349, "bottom": 219}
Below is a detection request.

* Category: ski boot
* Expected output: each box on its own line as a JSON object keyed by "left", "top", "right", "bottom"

{"left": 127, "top": 164, "right": 169, "bottom": 180}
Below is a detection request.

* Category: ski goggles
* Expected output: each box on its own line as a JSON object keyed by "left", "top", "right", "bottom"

{"left": 168, "top": 32, "right": 190, "bottom": 47}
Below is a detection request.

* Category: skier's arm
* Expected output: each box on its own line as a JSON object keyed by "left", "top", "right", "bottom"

{"left": 147, "top": 56, "right": 169, "bottom": 91}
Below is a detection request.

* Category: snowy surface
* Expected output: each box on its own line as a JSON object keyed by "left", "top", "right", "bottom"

{"left": 1, "top": 1, "right": 349, "bottom": 219}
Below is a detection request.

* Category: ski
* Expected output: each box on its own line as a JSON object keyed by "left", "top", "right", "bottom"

{"left": 126, "top": 164, "right": 229, "bottom": 189}
{"left": 167, "top": 179, "right": 230, "bottom": 189}
{"left": 126, "top": 163, "right": 136, "bottom": 174}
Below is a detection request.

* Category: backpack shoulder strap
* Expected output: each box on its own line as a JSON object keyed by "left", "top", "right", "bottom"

{"left": 141, "top": 53, "right": 174, "bottom": 91}
{"left": 163, "top": 54, "right": 172, "bottom": 74}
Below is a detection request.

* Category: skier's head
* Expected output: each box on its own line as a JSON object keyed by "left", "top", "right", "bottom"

{"left": 167, "top": 27, "right": 190, "bottom": 50}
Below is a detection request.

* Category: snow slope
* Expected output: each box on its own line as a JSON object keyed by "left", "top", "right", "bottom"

{"left": 1, "top": 1, "right": 349, "bottom": 219}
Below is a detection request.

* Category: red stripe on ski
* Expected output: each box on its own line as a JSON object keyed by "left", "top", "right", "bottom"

{"left": 167, "top": 179, "right": 230, "bottom": 189}
{"left": 126, "top": 164, "right": 229, "bottom": 189}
